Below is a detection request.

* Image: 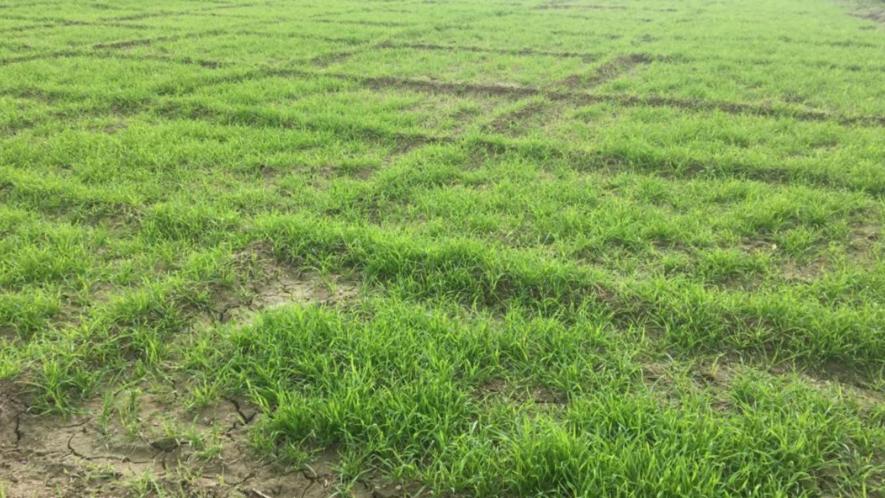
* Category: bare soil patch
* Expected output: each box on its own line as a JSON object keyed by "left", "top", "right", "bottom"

{"left": 216, "top": 242, "right": 360, "bottom": 324}
{"left": 309, "top": 49, "right": 360, "bottom": 68}
{"left": 2, "top": 380, "right": 427, "bottom": 497}
{"left": 848, "top": 222, "right": 881, "bottom": 255}
{"left": 852, "top": 8, "right": 885, "bottom": 23}
{"left": 0, "top": 384, "right": 346, "bottom": 497}
{"left": 780, "top": 258, "right": 828, "bottom": 284}
{"left": 557, "top": 53, "right": 654, "bottom": 89}
{"left": 475, "top": 378, "right": 566, "bottom": 406}
{"left": 642, "top": 359, "right": 739, "bottom": 411}
{"left": 484, "top": 101, "right": 558, "bottom": 137}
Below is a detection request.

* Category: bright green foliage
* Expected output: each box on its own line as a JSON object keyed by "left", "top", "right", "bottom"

{"left": 0, "top": 0, "right": 882, "bottom": 495}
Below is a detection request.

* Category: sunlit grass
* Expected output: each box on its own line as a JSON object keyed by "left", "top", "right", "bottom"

{"left": 0, "top": 0, "right": 882, "bottom": 495}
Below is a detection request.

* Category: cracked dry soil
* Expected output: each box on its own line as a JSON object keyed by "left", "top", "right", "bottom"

{"left": 0, "top": 385, "right": 349, "bottom": 497}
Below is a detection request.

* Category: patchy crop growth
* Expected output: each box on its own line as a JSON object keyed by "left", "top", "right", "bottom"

{"left": 0, "top": 0, "right": 883, "bottom": 496}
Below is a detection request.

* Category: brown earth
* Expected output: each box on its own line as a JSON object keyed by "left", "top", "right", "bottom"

{"left": 0, "top": 383, "right": 330, "bottom": 497}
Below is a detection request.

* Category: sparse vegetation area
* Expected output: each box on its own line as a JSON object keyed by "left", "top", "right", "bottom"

{"left": 0, "top": 0, "right": 883, "bottom": 496}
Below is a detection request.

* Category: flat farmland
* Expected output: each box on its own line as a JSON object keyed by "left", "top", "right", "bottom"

{"left": 0, "top": 0, "right": 883, "bottom": 496}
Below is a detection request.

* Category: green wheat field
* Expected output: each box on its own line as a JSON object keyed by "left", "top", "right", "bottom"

{"left": 0, "top": 0, "right": 883, "bottom": 496}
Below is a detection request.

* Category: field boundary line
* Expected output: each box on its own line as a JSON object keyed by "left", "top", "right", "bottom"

{"left": 4, "top": 45, "right": 877, "bottom": 128}
{"left": 217, "top": 67, "right": 884, "bottom": 127}
{"left": 0, "top": 1, "right": 263, "bottom": 35}
{"left": 375, "top": 40, "right": 602, "bottom": 60}
{"left": 140, "top": 99, "right": 885, "bottom": 195}
{"left": 535, "top": 2, "right": 678, "bottom": 12}
{"left": 554, "top": 53, "right": 659, "bottom": 89}
{"left": 99, "top": 2, "right": 264, "bottom": 23}
{"left": 373, "top": 40, "right": 885, "bottom": 72}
